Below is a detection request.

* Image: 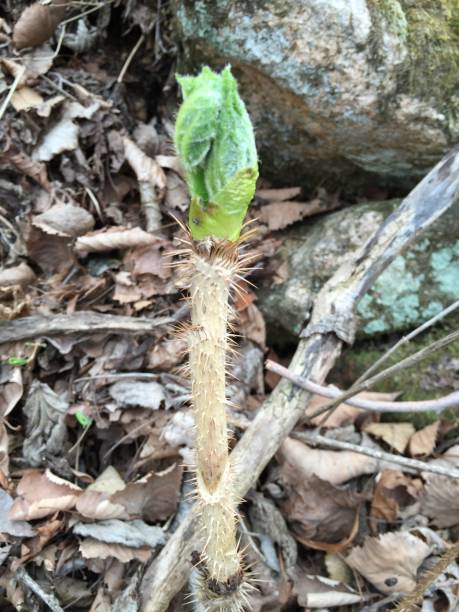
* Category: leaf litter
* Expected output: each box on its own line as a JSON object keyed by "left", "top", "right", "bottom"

{"left": 0, "top": 1, "right": 458, "bottom": 610}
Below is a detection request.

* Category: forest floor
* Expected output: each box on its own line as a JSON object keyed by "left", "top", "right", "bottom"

{"left": 1, "top": 2, "right": 459, "bottom": 611}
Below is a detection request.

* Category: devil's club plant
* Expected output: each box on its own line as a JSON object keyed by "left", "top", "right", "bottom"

{"left": 174, "top": 66, "right": 258, "bottom": 610}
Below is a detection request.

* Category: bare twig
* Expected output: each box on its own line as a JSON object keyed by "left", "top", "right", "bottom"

{"left": 0, "top": 311, "right": 173, "bottom": 345}
{"left": 140, "top": 145, "right": 459, "bottom": 611}
{"left": 294, "top": 431, "right": 459, "bottom": 479}
{"left": 308, "top": 328, "right": 459, "bottom": 422}
{"left": 354, "top": 299, "right": 459, "bottom": 385}
{"left": 16, "top": 566, "right": 65, "bottom": 612}
{"left": 0, "top": 65, "right": 25, "bottom": 121}
{"left": 266, "top": 359, "right": 459, "bottom": 414}
{"left": 117, "top": 33, "right": 145, "bottom": 83}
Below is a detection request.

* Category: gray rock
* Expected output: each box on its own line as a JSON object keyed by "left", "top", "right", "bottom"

{"left": 256, "top": 200, "right": 459, "bottom": 339}
{"left": 173, "top": 0, "right": 459, "bottom": 190}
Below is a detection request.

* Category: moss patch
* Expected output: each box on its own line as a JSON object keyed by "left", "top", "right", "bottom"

{"left": 329, "top": 320, "right": 459, "bottom": 427}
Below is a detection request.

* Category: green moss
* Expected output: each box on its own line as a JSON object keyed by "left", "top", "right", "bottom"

{"left": 329, "top": 320, "right": 459, "bottom": 428}
{"left": 370, "top": 0, "right": 409, "bottom": 38}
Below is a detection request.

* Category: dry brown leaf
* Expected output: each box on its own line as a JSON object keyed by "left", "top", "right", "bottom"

{"left": 147, "top": 337, "right": 187, "bottom": 370}
{"left": 277, "top": 437, "right": 380, "bottom": 486}
{"left": 76, "top": 467, "right": 127, "bottom": 521}
{"left": 278, "top": 468, "right": 363, "bottom": 547}
{"left": 421, "top": 444, "right": 459, "bottom": 528}
{"left": 346, "top": 530, "right": 434, "bottom": 594}
{"left": 409, "top": 421, "right": 439, "bottom": 457}
{"left": 79, "top": 538, "right": 152, "bottom": 563}
{"left": 11, "top": 86, "right": 43, "bottom": 111}
{"left": 156, "top": 154, "right": 186, "bottom": 178}
{"left": 16, "top": 517, "right": 63, "bottom": 564}
{"left": 258, "top": 200, "right": 321, "bottom": 230}
{"left": 363, "top": 422, "right": 415, "bottom": 453}
{"left": 305, "top": 390, "right": 398, "bottom": 428}
{"left": 124, "top": 242, "right": 172, "bottom": 280}
{"left": 370, "top": 469, "right": 420, "bottom": 526}
{"left": 26, "top": 227, "right": 74, "bottom": 274}
{"left": 9, "top": 469, "right": 82, "bottom": 520}
{"left": 123, "top": 136, "right": 166, "bottom": 189}
{"left": 0, "top": 365, "right": 23, "bottom": 417}
{"left": 164, "top": 171, "right": 188, "bottom": 211}
{"left": 13, "top": 0, "right": 68, "bottom": 49}
{"left": 112, "top": 463, "right": 182, "bottom": 522}
{"left": 238, "top": 302, "right": 266, "bottom": 348}
{"left": 33, "top": 204, "right": 95, "bottom": 238}
{"left": 293, "top": 571, "right": 363, "bottom": 608}
{"left": 0, "top": 263, "right": 36, "bottom": 288}
{"left": 5, "top": 149, "right": 51, "bottom": 190}
{"left": 75, "top": 227, "right": 157, "bottom": 254}
{"left": 256, "top": 186, "right": 301, "bottom": 201}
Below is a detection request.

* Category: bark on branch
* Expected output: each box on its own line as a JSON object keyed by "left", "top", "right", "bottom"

{"left": 139, "top": 146, "right": 459, "bottom": 611}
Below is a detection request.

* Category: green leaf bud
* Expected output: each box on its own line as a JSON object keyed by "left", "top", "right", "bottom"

{"left": 175, "top": 66, "right": 258, "bottom": 241}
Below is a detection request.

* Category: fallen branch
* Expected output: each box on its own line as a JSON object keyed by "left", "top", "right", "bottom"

{"left": 0, "top": 311, "right": 173, "bottom": 345}
{"left": 266, "top": 359, "right": 459, "bottom": 414}
{"left": 16, "top": 566, "right": 64, "bottom": 612}
{"left": 140, "top": 145, "right": 459, "bottom": 611}
{"left": 294, "top": 431, "right": 459, "bottom": 480}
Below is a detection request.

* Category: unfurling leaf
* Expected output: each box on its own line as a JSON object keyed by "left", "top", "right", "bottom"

{"left": 175, "top": 66, "right": 258, "bottom": 241}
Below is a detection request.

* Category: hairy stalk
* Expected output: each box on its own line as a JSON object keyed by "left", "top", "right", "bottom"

{"left": 183, "top": 241, "right": 251, "bottom": 610}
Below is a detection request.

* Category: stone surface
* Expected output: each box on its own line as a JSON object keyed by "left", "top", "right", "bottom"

{"left": 255, "top": 199, "right": 459, "bottom": 339}
{"left": 173, "top": 0, "right": 459, "bottom": 191}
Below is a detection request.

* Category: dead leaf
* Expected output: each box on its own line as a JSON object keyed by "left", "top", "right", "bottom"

{"left": 26, "top": 226, "right": 74, "bottom": 274}
{"left": 256, "top": 187, "right": 301, "bottom": 201}
{"left": 33, "top": 204, "right": 95, "bottom": 238}
{"left": 238, "top": 302, "right": 266, "bottom": 348}
{"left": 293, "top": 571, "right": 364, "bottom": 608}
{"left": 259, "top": 200, "right": 321, "bottom": 230}
{"left": 109, "top": 381, "right": 169, "bottom": 410}
{"left": 112, "top": 464, "right": 183, "bottom": 522}
{"left": 0, "top": 263, "right": 35, "bottom": 288}
{"left": 11, "top": 86, "right": 43, "bottom": 111}
{"left": 164, "top": 171, "right": 188, "bottom": 211}
{"left": 123, "top": 136, "right": 166, "bottom": 189}
{"left": 370, "top": 469, "right": 420, "bottom": 526}
{"left": 76, "top": 490, "right": 126, "bottom": 521}
{"left": 346, "top": 530, "right": 434, "bottom": 594}
{"left": 79, "top": 538, "right": 152, "bottom": 563}
{"left": 75, "top": 227, "right": 157, "bottom": 254}
{"left": 5, "top": 148, "right": 51, "bottom": 190}
{"left": 277, "top": 437, "right": 380, "bottom": 486}
{"left": 0, "top": 490, "right": 35, "bottom": 537}
{"left": 156, "top": 155, "right": 186, "bottom": 178}
{"left": 0, "top": 365, "right": 23, "bottom": 416}
{"left": 9, "top": 469, "right": 81, "bottom": 520}
{"left": 22, "top": 380, "right": 68, "bottom": 467}
{"left": 147, "top": 337, "right": 187, "bottom": 370}
{"left": 306, "top": 391, "right": 399, "bottom": 428}
{"left": 363, "top": 422, "right": 415, "bottom": 453}
{"left": 21, "top": 43, "right": 55, "bottom": 80}
{"left": 278, "top": 470, "right": 363, "bottom": 547}
{"left": 74, "top": 519, "right": 165, "bottom": 548}
{"left": 32, "top": 118, "right": 79, "bottom": 162}
{"left": 409, "top": 421, "right": 439, "bottom": 457}
{"left": 13, "top": 0, "right": 68, "bottom": 49}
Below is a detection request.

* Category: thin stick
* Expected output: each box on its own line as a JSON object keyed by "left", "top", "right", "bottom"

{"left": 0, "top": 65, "right": 25, "bottom": 121}
{"left": 354, "top": 299, "right": 459, "bottom": 386}
{"left": 308, "top": 328, "right": 459, "bottom": 421}
{"left": 294, "top": 431, "right": 459, "bottom": 479}
{"left": 16, "top": 566, "right": 65, "bottom": 612}
{"left": 0, "top": 312, "right": 173, "bottom": 345}
{"left": 266, "top": 359, "right": 459, "bottom": 414}
{"left": 117, "top": 33, "right": 145, "bottom": 83}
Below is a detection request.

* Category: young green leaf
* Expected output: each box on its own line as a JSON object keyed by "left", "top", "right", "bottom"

{"left": 75, "top": 411, "right": 93, "bottom": 428}
{"left": 175, "top": 65, "right": 258, "bottom": 240}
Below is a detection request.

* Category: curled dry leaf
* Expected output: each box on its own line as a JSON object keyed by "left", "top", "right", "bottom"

{"left": 79, "top": 539, "right": 152, "bottom": 563}
{"left": 363, "top": 421, "right": 415, "bottom": 454}
{"left": 277, "top": 437, "right": 380, "bottom": 486}
{"left": 346, "top": 530, "right": 434, "bottom": 594}
{"left": 0, "top": 264, "right": 35, "bottom": 289}
{"left": 278, "top": 470, "right": 363, "bottom": 548}
{"left": 11, "top": 86, "right": 43, "bottom": 111}
{"left": 409, "top": 421, "right": 439, "bottom": 457}
{"left": 9, "top": 469, "right": 82, "bottom": 520}
{"left": 109, "top": 381, "right": 169, "bottom": 410}
{"left": 293, "top": 571, "right": 364, "bottom": 608}
{"left": 421, "top": 446, "right": 459, "bottom": 527}
{"left": 370, "top": 469, "right": 421, "bottom": 526}
{"left": 32, "top": 118, "right": 79, "bottom": 162}
{"left": 13, "top": 0, "right": 68, "bottom": 49}
{"left": 256, "top": 187, "right": 301, "bottom": 201}
{"left": 123, "top": 136, "right": 166, "bottom": 189}
{"left": 164, "top": 171, "right": 189, "bottom": 211}
{"left": 258, "top": 199, "right": 321, "bottom": 231}
{"left": 5, "top": 148, "right": 51, "bottom": 190}
{"left": 22, "top": 380, "right": 68, "bottom": 468}
{"left": 0, "top": 489, "right": 35, "bottom": 538}
{"left": 74, "top": 519, "right": 165, "bottom": 549}
{"left": 33, "top": 204, "right": 95, "bottom": 238}
{"left": 75, "top": 227, "right": 157, "bottom": 254}
{"left": 26, "top": 226, "right": 74, "bottom": 274}
{"left": 147, "top": 337, "right": 188, "bottom": 370}
{"left": 238, "top": 302, "right": 266, "bottom": 348}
